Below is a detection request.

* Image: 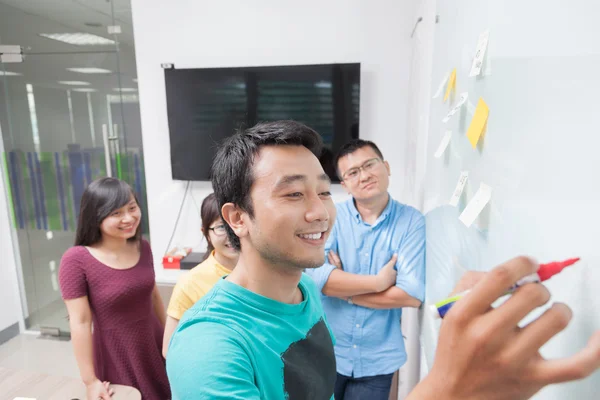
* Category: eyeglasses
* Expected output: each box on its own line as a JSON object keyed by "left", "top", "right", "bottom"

{"left": 208, "top": 224, "right": 227, "bottom": 236}
{"left": 341, "top": 158, "right": 381, "bottom": 182}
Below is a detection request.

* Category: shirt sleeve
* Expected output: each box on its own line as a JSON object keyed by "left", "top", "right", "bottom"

{"left": 167, "top": 321, "right": 261, "bottom": 399}
{"left": 304, "top": 222, "right": 338, "bottom": 293}
{"left": 167, "top": 276, "right": 196, "bottom": 320}
{"left": 58, "top": 247, "right": 88, "bottom": 300}
{"left": 395, "top": 212, "right": 426, "bottom": 302}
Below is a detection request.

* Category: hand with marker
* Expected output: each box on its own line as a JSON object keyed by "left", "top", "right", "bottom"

{"left": 407, "top": 256, "right": 600, "bottom": 400}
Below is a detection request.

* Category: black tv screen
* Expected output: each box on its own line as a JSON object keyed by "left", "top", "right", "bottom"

{"left": 164, "top": 63, "right": 360, "bottom": 182}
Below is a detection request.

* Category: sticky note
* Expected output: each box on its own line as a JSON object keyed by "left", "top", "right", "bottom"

{"left": 449, "top": 171, "right": 469, "bottom": 206}
{"left": 443, "top": 68, "right": 456, "bottom": 102}
{"left": 432, "top": 72, "right": 450, "bottom": 99}
{"left": 459, "top": 183, "right": 492, "bottom": 227}
{"left": 466, "top": 97, "right": 489, "bottom": 148}
{"left": 469, "top": 30, "right": 490, "bottom": 77}
{"left": 434, "top": 131, "right": 452, "bottom": 158}
{"left": 442, "top": 92, "right": 469, "bottom": 123}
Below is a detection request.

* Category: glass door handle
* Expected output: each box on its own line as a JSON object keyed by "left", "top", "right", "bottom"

{"left": 102, "top": 124, "right": 112, "bottom": 177}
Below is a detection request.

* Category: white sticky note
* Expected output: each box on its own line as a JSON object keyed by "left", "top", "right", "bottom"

{"left": 469, "top": 29, "right": 490, "bottom": 77}
{"left": 432, "top": 72, "right": 450, "bottom": 99}
{"left": 449, "top": 171, "right": 469, "bottom": 206}
{"left": 46, "top": 231, "right": 53, "bottom": 240}
{"left": 459, "top": 183, "right": 493, "bottom": 227}
{"left": 434, "top": 131, "right": 452, "bottom": 158}
{"left": 442, "top": 92, "right": 469, "bottom": 123}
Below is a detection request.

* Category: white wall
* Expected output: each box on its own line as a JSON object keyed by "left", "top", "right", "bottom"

{"left": 399, "top": 0, "right": 437, "bottom": 397}
{"left": 131, "top": 0, "right": 420, "bottom": 283}
{"left": 0, "top": 128, "right": 24, "bottom": 335}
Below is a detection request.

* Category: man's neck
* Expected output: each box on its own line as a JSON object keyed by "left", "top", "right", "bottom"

{"left": 226, "top": 251, "right": 303, "bottom": 304}
{"left": 355, "top": 192, "right": 390, "bottom": 225}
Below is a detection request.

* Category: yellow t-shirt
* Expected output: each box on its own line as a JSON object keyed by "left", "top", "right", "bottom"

{"left": 167, "top": 251, "right": 232, "bottom": 320}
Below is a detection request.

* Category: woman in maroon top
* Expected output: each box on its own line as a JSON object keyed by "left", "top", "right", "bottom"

{"left": 59, "top": 177, "right": 170, "bottom": 400}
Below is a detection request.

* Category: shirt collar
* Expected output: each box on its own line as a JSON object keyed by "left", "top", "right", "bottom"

{"left": 350, "top": 193, "right": 393, "bottom": 225}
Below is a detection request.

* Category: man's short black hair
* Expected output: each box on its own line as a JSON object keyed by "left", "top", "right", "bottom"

{"left": 334, "top": 139, "right": 384, "bottom": 179}
{"left": 210, "top": 120, "right": 323, "bottom": 250}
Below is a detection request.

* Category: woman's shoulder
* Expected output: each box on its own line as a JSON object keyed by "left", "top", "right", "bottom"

{"left": 61, "top": 245, "right": 88, "bottom": 263}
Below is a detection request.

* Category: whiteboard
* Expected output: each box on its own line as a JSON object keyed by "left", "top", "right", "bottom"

{"left": 421, "top": 1, "right": 600, "bottom": 399}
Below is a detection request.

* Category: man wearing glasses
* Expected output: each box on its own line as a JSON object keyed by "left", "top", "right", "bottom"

{"left": 306, "top": 140, "right": 425, "bottom": 400}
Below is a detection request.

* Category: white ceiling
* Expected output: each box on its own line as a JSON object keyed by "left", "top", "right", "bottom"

{"left": 0, "top": 0, "right": 135, "bottom": 48}
{"left": 0, "top": 0, "right": 138, "bottom": 92}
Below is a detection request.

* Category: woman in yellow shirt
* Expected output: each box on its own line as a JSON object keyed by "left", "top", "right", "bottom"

{"left": 162, "top": 193, "right": 238, "bottom": 357}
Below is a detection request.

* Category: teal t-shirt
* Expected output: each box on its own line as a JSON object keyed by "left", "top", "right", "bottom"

{"left": 167, "top": 273, "right": 336, "bottom": 400}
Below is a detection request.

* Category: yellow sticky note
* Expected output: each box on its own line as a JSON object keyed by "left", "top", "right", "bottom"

{"left": 466, "top": 97, "right": 489, "bottom": 148}
{"left": 443, "top": 68, "right": 456, "bottom": 102}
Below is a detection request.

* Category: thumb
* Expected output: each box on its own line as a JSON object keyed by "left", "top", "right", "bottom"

{"left": 388, "top": 253, "right": 398, "bottom": 265}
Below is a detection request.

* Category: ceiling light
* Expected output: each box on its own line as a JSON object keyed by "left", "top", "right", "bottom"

{"left": 113, "top": 88, "right": 137, "bottom": 92}
{"left": 0, "top": 71, "right": 22, "bottom": 76}
{"left": 58, "top": 81, "right": 90, "bottom": 86}
{"left": 132, "top": 78, "right": 138, "bottom": 83}
{"left": 67, "top": 67, "right": 112, "bottom": 74}
{"left": 72, "top": 88, "right": 98, "bottom": 92}
{"left": 39, "top": 33, "right": 115, "bottom": 46}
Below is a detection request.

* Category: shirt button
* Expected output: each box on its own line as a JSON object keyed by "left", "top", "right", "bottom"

{"left": 364, "top": 253, "right": 368, "bottom": 257}
{"left": 356, "top": 324, "right": 360, "bottom": 328}
{"left": 353, "top": 344, "right": 357, "bottom": 349}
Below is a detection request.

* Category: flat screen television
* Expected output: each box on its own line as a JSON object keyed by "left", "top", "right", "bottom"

{"left": 164, "top": 63, "right": 360, "bottom": 182}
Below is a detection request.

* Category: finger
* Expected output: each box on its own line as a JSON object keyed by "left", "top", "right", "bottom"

{"left": 484, "top": 283, "right": 551, "bottom": 332}
{"left": 449, "top": 271, "right": 486, "bottom": 296}
{"left": 327, "top": 253, "right": 335, "bottom": 265}
{"left": 333, "top": 254, "right": 342, "bottom": 267}
{"left": 387, "top": 254, "right": 398, "bottom": 267}
{"left": 331, "top": 251, "right": 341, "bottom": 264}
{"left": 529, "top": 330, "right": 600, "bottom": 384}
{"left": 506, "top": 303, "right": 572, "bottom": 362}
{"left": 453, "top": 256, "right": 538, "bottom": 321}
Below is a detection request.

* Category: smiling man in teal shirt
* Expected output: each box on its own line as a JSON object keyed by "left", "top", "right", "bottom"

{"left": 306, "top": 139, "right": 426, "bottom": 400}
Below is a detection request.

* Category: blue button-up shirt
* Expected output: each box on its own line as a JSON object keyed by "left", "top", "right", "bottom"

{"left": 306, "top": 196, "right": 425, "bottom": 378}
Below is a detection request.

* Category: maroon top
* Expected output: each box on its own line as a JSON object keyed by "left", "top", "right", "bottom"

{"left": 59, "top": 240, "right": 171, "bottom": 399}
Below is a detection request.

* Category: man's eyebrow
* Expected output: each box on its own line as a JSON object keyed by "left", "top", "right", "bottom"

{"left": 318, "top": 173, "right": 331, "bottom": 184}
{"left": 274, "top": 174, "right": 307, "bottom": 190}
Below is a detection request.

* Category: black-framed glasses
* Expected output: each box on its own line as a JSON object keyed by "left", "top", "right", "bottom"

{"left": 208, "top": 224, "right": 227, "bottom": 236}
{"left": 342, "top": 158, "right": 381, "bottom": 182}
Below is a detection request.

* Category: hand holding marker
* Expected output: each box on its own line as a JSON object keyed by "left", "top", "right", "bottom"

{"left": 430, "top": 258, "right": 581, "bottom": 319}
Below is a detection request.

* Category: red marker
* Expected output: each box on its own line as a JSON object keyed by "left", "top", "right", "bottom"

{"left": 537, "top": 258, "right": 581, "bottom": 281}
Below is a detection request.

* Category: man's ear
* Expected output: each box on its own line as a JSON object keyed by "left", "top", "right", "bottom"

{"left": 384, "top": 160, "right": 391, "bottom": 176}
{"left": 221, "top": 203, "right": 248, "bottom": 240}
{"left": 340, "top": 180, "right": 351, "bottom": 194}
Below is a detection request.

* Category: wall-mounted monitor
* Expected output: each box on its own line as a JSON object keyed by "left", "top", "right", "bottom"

{"left": 164, "top": 63, "right": 360, "bottom": 182}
